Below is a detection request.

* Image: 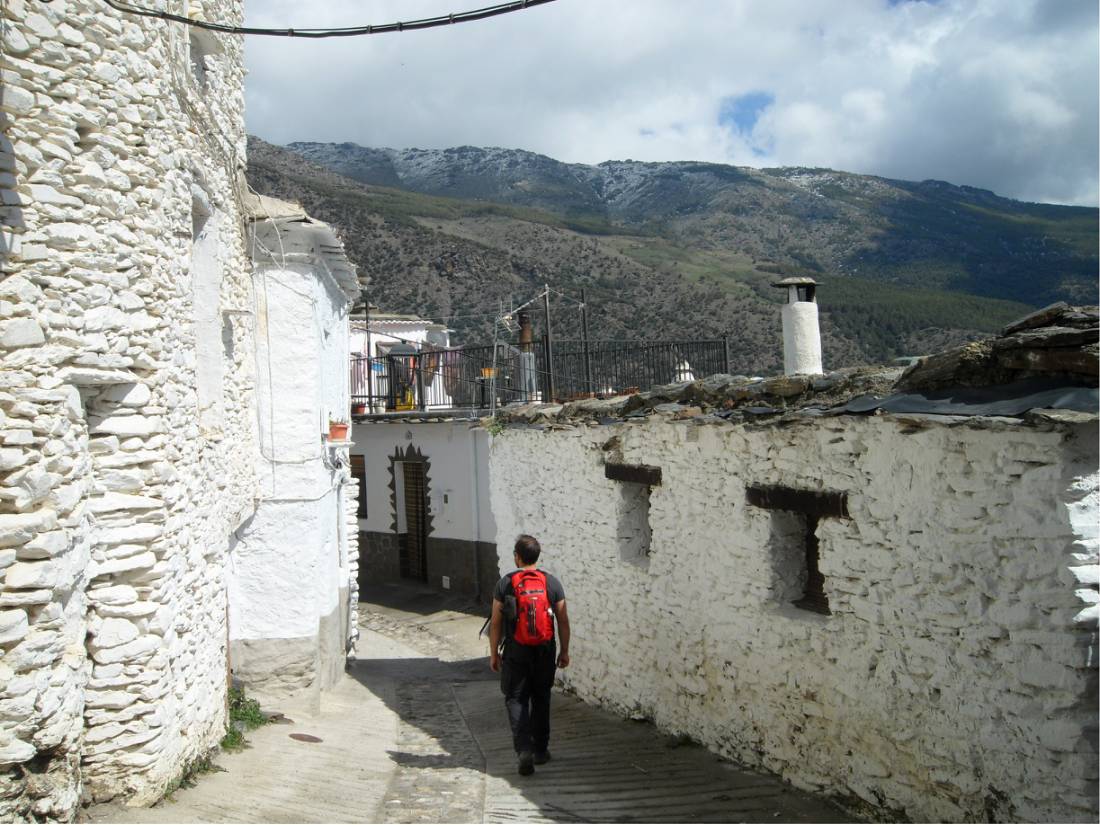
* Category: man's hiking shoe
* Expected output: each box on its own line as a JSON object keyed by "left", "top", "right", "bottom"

{"left": 517, "top": 751, "right": 535, "bottom": 776}
{"left": 533, "top": 750, "right": 551, "bottom": 765}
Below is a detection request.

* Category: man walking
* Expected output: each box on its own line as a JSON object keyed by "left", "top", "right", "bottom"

{"left": 489, "top": 534, "right": 570, "bottom": 776}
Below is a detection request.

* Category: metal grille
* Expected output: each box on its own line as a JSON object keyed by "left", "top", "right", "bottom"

{"left": 351, "top": 338, "right": 729, "bottom": 414}
{"left": 399, "top": 463, "right": 428, "bottom": 582}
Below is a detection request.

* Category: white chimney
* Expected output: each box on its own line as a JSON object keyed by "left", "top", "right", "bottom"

{"left": 772, "top": 277, "right": 823, "bottom": 376}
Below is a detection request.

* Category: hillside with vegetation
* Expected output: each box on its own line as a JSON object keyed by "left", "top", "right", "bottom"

{"left": 246, "top": 137, "right": 1095, "bottom": 375}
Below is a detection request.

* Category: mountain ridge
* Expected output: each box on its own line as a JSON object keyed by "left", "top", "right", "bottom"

{"left": 247, "top": 136, "right": 1090, "bottom": 374}
{"left": 285, "top": 140, "right": 1097, "bottom": 309}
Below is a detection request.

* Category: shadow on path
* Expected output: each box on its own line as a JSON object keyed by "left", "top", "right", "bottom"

{"left": 362, "top": 581, "right": 487, "bottom": 619}
{"left": 349, "top": 652, "right": 850, "bottom": 824}
{"left": 349, "top": 653, "right": 489, "bottom": 822}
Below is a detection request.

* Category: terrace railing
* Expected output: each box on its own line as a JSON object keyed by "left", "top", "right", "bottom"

{"left": 544, "top": 339, "right": 727, "bottom": 401}
{"left": 351, "top": 338, "right": 729, "bottom": 415}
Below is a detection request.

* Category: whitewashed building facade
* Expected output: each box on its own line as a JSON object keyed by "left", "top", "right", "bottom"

{"left": 350, "top": 312, "right": 452, "bottom": 414}
{"left": 0, "top": 1, "right": 359, "bottom": 818}
{"left": 231, "top": 195, "right": 361, "bottom": 697}
{"left": 351, "top": 419, "right": 497, "bottom": 601}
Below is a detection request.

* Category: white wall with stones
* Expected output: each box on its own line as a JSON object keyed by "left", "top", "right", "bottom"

{"left": 228, "top": 211, "right": 360, "bottom": 698}
{"left": 1, "top": 0, "right": 257, "bottom": 817}
{"left": 489, "top": 412, "right": 1099, "bottom": 823}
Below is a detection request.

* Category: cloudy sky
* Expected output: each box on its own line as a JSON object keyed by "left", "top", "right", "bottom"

{"left": 243, "top": 0, "right": 1099, "bottom": 206}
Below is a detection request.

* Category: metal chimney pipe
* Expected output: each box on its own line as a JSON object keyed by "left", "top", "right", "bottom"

{"left": 517, "top": 309, "right": 533, "bottom": 353}
{"left": 771, "top": 277, "right": 823, "bottom": 376}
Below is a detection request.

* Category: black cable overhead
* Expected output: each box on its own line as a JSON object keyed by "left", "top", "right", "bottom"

{"left": 98, "top": 0, "right": 557, "bottom": 38}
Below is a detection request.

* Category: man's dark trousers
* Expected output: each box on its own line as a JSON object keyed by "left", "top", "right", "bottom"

{"left": 500, "top": 640, "right": 556, "bottom": 754}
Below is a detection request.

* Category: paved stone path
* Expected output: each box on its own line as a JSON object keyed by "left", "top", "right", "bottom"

{"left": 86, "top": 584, "right": 852, "bottom": 823}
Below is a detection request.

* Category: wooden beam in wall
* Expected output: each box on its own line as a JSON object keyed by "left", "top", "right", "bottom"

{"left": 745, "top": 485, "right": 849, "bottom": 519}
{"left": 605, "top": 463, "right": 662, "bottom": 487}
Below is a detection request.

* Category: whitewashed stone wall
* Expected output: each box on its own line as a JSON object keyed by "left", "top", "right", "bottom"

{"left": 228, "top": 213, "right": 360, "bottom": 697}
{"left": 489, "top": 412, "right": 1099, "bottom": 822}
{"left": 1, "top": 0, "right": 256, "bottom": 817}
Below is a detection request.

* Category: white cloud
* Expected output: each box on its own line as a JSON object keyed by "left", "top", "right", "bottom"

{"left": 243, "top": 0, "right": 1099, "bottom": 205}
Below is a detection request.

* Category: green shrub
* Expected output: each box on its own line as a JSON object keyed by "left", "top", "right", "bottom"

{"left": 163, "top": 752, "right": 223, "bottom": 802}
{"left": 218, "top": 685, "right": 269, "bottom": 753}
{"left": 228, "top": 686, "right": 267, "bottom": 730}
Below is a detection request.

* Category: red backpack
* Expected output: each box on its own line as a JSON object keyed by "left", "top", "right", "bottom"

{"left": 510, "top": 569, "right": 554, "bottom": 645}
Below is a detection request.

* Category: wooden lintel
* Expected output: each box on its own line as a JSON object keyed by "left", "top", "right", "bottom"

{"left": 605, "top": 463, "right": 662, "bottom": 487}
{"left": 745, "top": 485, "right": 849, "bottom": 519}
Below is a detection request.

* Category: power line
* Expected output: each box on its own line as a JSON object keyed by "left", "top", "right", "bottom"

{"left": 548, "top": 286, "right": 586, "bottom": 307}
{"left": 369, "top": 285, "right": 618, "bottom": 327}
{"left": 98, "top": 0, "right": 557, "bottom": 38}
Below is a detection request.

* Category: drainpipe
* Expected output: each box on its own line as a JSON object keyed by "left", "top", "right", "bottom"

{"left": 470, "top": 425, "right": 483, "bottom": 602}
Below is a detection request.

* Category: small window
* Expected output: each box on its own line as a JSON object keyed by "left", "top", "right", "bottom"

{"left": 606, "top": 463, "right": 660, "bottom": 568}
{"left": 616, "top": 481, "right": 651, "bottom": 565}
{"left": 350, "top": 454, "right": 367, "bottom": 519}
{"left": 221, "top": 314, "right": 235, "bottom": 363}
{"left": 192, "top": 189, "right": 211, "bottom": 240}
{"left": 189, "top": 30, "right": 220, "bottom": 89}
{"left": 746, "top": 485, "right": 848, "bottom": 616}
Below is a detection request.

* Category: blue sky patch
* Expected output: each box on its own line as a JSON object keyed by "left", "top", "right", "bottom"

{"left": 719, "top": 92, "right": 775, "bottom": 134}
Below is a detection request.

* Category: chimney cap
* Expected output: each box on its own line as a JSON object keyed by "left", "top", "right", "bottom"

{"left": 771, "top": 276, "right": 819, "bottom": 288}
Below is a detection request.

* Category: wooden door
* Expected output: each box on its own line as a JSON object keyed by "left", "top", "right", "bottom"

{"left": 400, "top": 462, "right": 428, "bottom": 581}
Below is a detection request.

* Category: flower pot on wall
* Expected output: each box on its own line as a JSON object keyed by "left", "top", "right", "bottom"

{"left": 351, "top": 403, "right": 367, "bottom": 416}
{"left": 328, "top": 422, "right": 349, "bottom": 441}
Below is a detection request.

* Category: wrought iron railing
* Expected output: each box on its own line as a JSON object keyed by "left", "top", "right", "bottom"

{"left": 544, "top": 339, "right": 727, "bottom": 400}
{"left": 351, "top": 338, "right": 729, "bottom": 415}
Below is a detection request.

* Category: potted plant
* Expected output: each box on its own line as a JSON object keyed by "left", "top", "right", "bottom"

{"left": 328, "top": 418, "right": 349, "bottom": 441}
{"left": 351, "top": 402, "right": 367, "bottom": 416}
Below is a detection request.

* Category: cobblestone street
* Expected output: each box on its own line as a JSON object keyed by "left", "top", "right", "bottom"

{"left": 89, "top": 584, "right": 851, "bottom": 823}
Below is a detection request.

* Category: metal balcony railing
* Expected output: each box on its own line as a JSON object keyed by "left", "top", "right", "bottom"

{"left": 351, "top": 338, "right": 729, "bottom": 416}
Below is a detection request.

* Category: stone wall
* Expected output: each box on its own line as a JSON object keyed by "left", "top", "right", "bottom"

{"left": 1, "top": 0, "right": 256, "bottom": 816}
{"left": 489, "top": 412, "right": 1099, "bottom": 822}
{"left": 343, "top": 475, "right": 360, "bottom": 660}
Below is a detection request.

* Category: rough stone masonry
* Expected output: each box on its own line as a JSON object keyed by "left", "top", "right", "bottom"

{"left": 489, "top": 309, "right": 1099, "bottom": 823}
{"left": 1, "top": 0, "right": 259, "bottom": 818}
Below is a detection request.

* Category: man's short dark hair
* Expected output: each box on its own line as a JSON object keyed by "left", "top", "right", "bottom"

{"left": 514, "top": 534, "right": 541, "bottom": 565}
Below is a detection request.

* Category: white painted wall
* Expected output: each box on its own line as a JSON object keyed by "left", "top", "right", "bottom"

{"left": 351, "top": 420, "right": 495, "bottom": 546}
{"left": 228, "top": 221, "right": 358, "bottom": 694}
{"left": 489, "top": 413, "right": 1099, "bottom": 823}
{"left": 781, "top": 300, "right": 823, "bottom": 376}
{"left": 230, "top": 497, "right": 333, "bottom": 640}
{"left": 351, "top": 320, "right": 449, "bottom": 358}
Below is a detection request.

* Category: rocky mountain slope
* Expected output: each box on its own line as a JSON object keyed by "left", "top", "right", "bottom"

{"left": 247, "top": 137, "right": 1092, "bottom": 374}
{"left": 289, "top": 141, "right": 1098, "bottom": 308}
